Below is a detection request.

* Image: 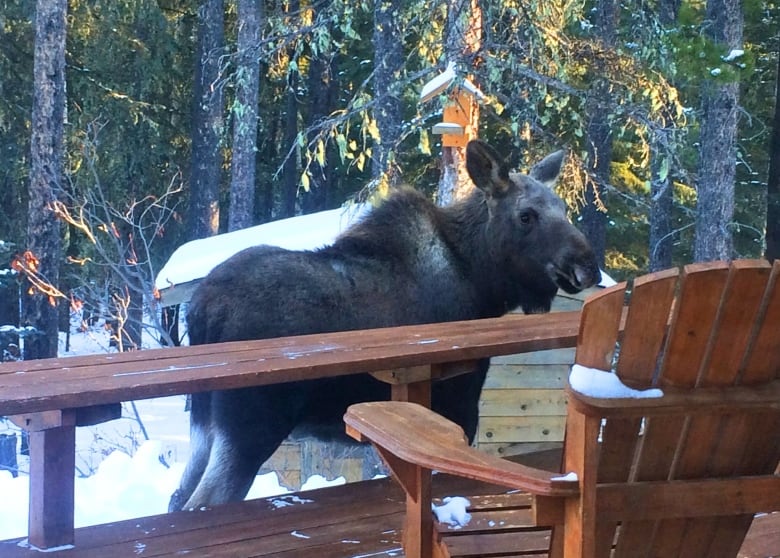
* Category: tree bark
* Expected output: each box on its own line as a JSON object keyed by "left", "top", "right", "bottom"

{"left": 281, "top": 71, "right": 299, "bottom": 218}
{"left": 581, "top": 0, "right": 617, "bottom": 268}
{"left": 23, "top": 0, "right": 67, "bottom": 360}
{"left": 302, "top": 46, "right": 337, "bottom": 213}
{"left": 372, "top": 0, "right": 404, "bottom": 190}
{"left": 694, "top": 0, "right": 742, "bottom": 262}
{"left": 766, "top": 50, "right": 780, "bottom": 262}
{"left": 280, "top": 0, "right": 300, "bottom": 218}
{"left": 188, "top": 0, "right": 225, "bottom": 240}
{"left": 228, "top": 0, "right": 262, "bottom": 232}
{"left": 648, "top": 0, "right": 680, "bottom": 271}
{"left": 437, "top": 0, "right": 482, "bottom": 206}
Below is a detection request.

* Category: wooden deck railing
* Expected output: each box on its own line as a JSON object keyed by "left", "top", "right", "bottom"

{"left": 0, "top": 311, "right": 581, "bottom": 550}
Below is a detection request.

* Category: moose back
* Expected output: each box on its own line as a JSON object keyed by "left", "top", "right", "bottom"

{"left": 169, "top": 140, "right": 600, "bottom": 511}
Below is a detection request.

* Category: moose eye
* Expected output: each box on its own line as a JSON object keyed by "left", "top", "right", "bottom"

{"left": 519, "top": 211, "right": 534, "bottom": 225}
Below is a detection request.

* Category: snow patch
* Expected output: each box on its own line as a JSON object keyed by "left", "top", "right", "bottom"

{"left": 551, "top": 472, "right": 579, "bottom": 482}
{"left": 16, "top": 540, "right": 76, "bottom": 553}
{"left": 722, "top": 49, "right": 745, "bottom": 62}
{"left": 155, "top": 204, "right": 369, "bottom": 290}
{"left": 301, "top": 474, "right": 345, "bottom": 491}
{"left": 432, "top": 496, "right": 471, "bottom": 528}
{"left": 569, "top": 364, "right": 664, "bottom": 399}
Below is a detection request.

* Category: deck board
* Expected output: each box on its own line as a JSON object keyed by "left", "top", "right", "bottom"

{"left": 1, "top": 467, "right": 777, "bottom": 557}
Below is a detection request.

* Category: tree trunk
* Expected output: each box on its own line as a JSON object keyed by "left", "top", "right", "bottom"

{"left": 648, "top": 0, "right": 680, "bottom": 272}
{"left": 437, "top": 0, "right": 482, "bottom": 206}
{"left": 581, "top": 0, "right": 617, "bottom": 269}
{"left": 188, "top": 0, "right": 225, "bottom": 241}
{"left": 228, "top": 0, "right": 262, "bottom": 232}
{"left": 766, "top": 50, "right": 780, "bottom": 262}
{"left": 649, "top": 127, "right": 674, "bottom": 270}
{"left": 302, "top": 49, "right": 337, "bottom": 213}
{"left": 280, "top": 0, "right": 300, "bottom": 218}
{"left": 694, "top": 0, "right": 742, "bottom": 262}
{"left": 372, "top": 0, "right": 404, "bottom": 190}
{"left": 281, "top": 70, "right": 300, "bottom": 218}
{"left": 582, "top": 103, "right": 610, "bottom": 268}
{"left": 23, "top": 0, "right": 66, "bottom": 360}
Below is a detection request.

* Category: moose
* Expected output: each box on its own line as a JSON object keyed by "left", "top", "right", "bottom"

{"left": 169, "top": 139, "right": 601, "bottom": 511}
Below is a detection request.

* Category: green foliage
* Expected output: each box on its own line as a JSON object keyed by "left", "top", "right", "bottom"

{"left": 3, "top": 0, "right": 778, "bottom": 306}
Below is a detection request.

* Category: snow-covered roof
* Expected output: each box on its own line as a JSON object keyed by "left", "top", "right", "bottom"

{"left": 419, "top": 62, "right": 485, "bottom": 103}
{"left": 155, "top": 204, "right": 369, "bottom": 305}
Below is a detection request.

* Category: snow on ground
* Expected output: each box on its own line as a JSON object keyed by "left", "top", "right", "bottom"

{"left": 0, "top": 440, "right": 297, "bottom": 541}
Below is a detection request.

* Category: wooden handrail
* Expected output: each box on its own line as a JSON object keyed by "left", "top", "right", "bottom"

{"left": 0, "top": 311, "right": 580, "bottom": 416}
{"left": 0, "top": 310, "right": 582, "bottom": 549}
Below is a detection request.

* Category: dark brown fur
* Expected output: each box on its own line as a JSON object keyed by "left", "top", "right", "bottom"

{"left": 169, "top": 140, "right": 600, "bottom": 510}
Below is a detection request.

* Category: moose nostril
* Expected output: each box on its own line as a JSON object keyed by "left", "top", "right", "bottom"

{"left": 573, "top": 267, "right": 587, "bottom": 288}
{"left": 574, "top": 264, "right": 599, "bottom": 289}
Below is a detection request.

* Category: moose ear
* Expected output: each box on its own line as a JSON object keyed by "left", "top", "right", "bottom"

{"left": 529, "top": 150, "right": 565, "bottom": 188}
{"left": 466, "top": 140, "right": 511, "bottom": 196}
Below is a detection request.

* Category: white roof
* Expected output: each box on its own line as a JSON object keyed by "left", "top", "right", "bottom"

{"left": 155, "top": 204, "right": 369, "bottom": 292}
{"left": 419, "top": 62, "right": 485, "bottom": 103}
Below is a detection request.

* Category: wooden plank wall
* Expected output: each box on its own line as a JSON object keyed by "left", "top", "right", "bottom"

{"left": 476, "top": 289, "right": 591, "bottom": 457}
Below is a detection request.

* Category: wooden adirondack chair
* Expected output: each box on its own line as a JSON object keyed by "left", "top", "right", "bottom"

{"left": 344, "top": 259, "right": 780, "bottom": 558}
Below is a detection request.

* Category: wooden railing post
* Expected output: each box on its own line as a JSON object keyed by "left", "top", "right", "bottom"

{"left": 371, "top": 365, "right": 433, "bottom": 407}
{"left": 12, "top": 410, "right": 77, "bottom": 549}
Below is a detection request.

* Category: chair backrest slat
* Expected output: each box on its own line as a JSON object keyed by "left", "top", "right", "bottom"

{"left": 656, "top": 261, "right": 729, "bottom": 388}
{"left": 591, "top": 269, "right": 679, "bottom": 558}
{"left": 701, "top": 260, "right": 771, "bottom": 387}
{"left": 616, "top": 268, "right": 679, "bottom": 387}
{"left": 668, "top": 261, "right": 777, "bottom": 558}
{"left": 740, "top": 261, "right": 780, "bottom": 383}
{"left": 573, "top": 260, "right": 780, "bottom": 558}
{"left": 575, "top": 286, "right": 625, "bottom": 371}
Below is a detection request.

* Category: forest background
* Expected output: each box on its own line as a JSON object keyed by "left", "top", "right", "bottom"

{"left": 0, "top": 0, "right": 778, "bottom": 357}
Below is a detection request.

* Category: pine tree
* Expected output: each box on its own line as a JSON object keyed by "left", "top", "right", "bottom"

{"left": 228, "top": 0, "right": 263, "bottom": 232}
{"left": 694, "top": 0, "right": 743, "bottom": 262}
{"left": 23, "top": 0, "right": 67, "bottom": 359}
{"left": 189, "top": 0, "right": 225, "bottom": 240}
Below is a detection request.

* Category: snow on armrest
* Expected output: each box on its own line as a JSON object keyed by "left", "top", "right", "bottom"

{"left": 569, "top": 364, "right": 664, "bottom": 399}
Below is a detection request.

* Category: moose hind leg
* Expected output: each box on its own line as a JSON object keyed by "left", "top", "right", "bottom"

{"left": 182, "top": 384, "right": 306, "bottom": 510}
{"left": 169, "top": 392, "right": 213, "bottom": 512}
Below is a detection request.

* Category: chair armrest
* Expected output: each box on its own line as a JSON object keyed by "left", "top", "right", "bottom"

{"left": 567, "top": 380, "right": 780, "bottom": 418}
{"left": 344, "top": 401, "right": 579, "bottom": 498}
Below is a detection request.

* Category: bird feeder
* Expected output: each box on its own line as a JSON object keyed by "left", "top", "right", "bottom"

{"left": 420, "top": 63, "right": 484, "bottom": 148}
